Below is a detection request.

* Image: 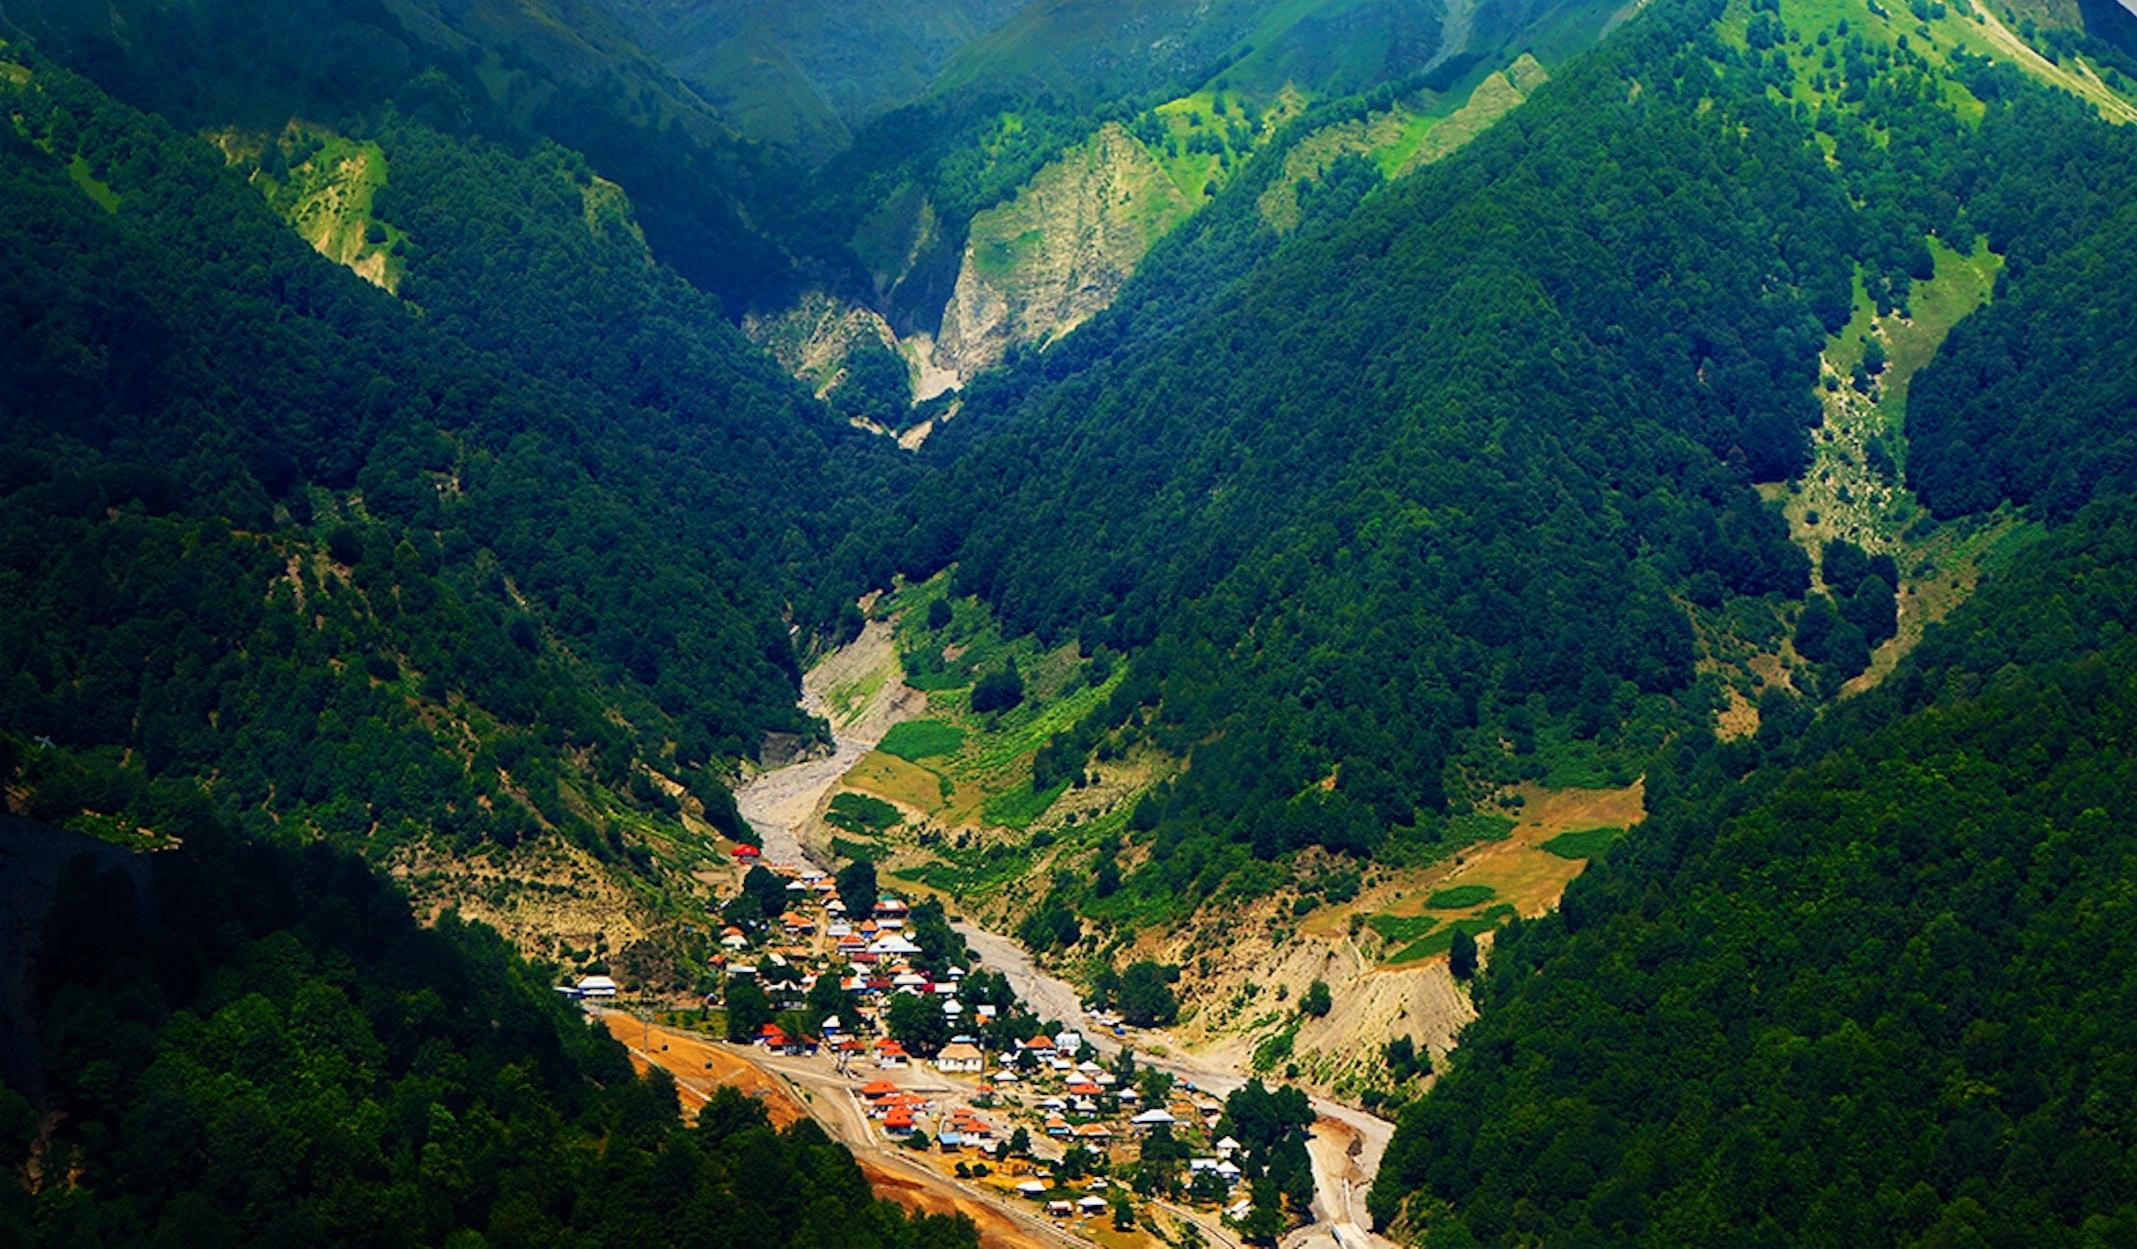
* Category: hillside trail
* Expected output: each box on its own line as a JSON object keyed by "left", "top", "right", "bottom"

{"left": 738, "top": 622, "right": 1402, "bottom": 1248}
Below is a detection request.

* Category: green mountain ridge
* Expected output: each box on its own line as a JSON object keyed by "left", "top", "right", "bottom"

{"left": 0, "top": 41, "right": 904, "bottom": 978}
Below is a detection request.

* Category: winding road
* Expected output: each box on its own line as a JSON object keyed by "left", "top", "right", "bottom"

{"left": 732, "top": 626, "right": 1401, "bottom": 1249}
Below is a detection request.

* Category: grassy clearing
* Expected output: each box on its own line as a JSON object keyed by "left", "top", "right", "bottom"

{"left": 878, "top": 719, "right": 967, "bottom": 762}
{"left": 1367, "top": 914, "right": 1437, "bottom": 942}
{"left": 67, "top": 156, "right": 119, "bottom": 212}
{"left": 826, "top": 792, "right": 902, "bottom": 835}
{"left": 1725, "top": 0, "right": 2136, "bottom": 124}
{"left": 841, "top": 750, "right": 958, "bottom": 814}
{"left": 252, "top": 128, "right": 405, "bottom": 292}
{"left": 1145, "top": 85, "right": 1299, "bottom": 201}
{"left": 1389, "top": 907, "right": 1518, "bottom": 964}
{"left": 1540, "top": 825, "right": 1625, "bottom": 860}
{"left": 1328, "top": 783, "right": 1645, "bottom": 965}
{"left": 981, "top": 780, "right": 1069, "bottom": 830}
{"left": 1371, "top": 108, "right": 1441, "bottom": 176}
{"left": 1426, "top": 884, "right": 1499, "bottom": 909}
{"left": 1774, "top": 234, "right": 2003, "bottom": 693}
{"left": 1393, "top": 59, "right": 1548, "bottom": 177}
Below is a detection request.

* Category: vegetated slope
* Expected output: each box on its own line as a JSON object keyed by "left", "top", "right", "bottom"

{"left": 0, "top": 0, "right": 808, "bottom": 312}
{"left": 596, "top": 0, "right": 1025, "bottom": 159}
{"left": 1370, "top": 493, "right": 2137, "bottom": 1248}
{"left": 0, "top": 51, "right": 896, "bottom": 940}
{"left": 771, "top": 0, "right": 1616, "bottom": 392}
{"left": 1907, "top": 195, "right": 2137, "bottom": 519}
{"left": 898, "top": 0, "right": 2137, "bottom": 921}
{"left": 0, "top": 818, "right": 978, "bottom": 1249}
{"left": 903, "top": 0, "right": 1886, "bottom": 918}
{"left": 928, "top": 121, "right": 1197, "bottom": 380}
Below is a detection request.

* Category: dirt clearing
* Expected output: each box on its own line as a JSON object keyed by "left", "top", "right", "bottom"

{"left": 602, "top": 1013, "right": 807, "bottom": 1128}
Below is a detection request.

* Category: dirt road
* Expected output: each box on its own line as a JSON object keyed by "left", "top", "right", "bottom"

{"left": 738, "top": 623, "right": 1402, "bottom": 1248}
{"left": 605, "top": 1009, "right": 1083, "bottom": 1249}
{"left": 961, "top": 913, "right": 1398, "bottom": 1248}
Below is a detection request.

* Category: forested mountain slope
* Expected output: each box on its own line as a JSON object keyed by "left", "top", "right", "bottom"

{"left": 729, "top": 0, "right": 1618, "bottom": 403}
{"left": 596, "top": 0, "right": 1024, "bottom": 159}
{"left": 902, "top": 0, "right": 1853, "bottom": 906}
{"left": 0, "top": 45, "right": 901, "bottom": 968}
{"left": 0, "top": 817, "right": 977, "bottom": 1249}
{"left": 1370, "top": 494, "right": 2137, "bottom": 1248}
{"left": 879, "top": 0, "right": 2137, "bottom": 925}
{"left": 0, "top": 0, "right": 809, "bottom": 310}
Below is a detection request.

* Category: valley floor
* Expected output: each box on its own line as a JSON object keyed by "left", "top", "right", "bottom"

{"left": 730, "top": 627, "right": 1403, "bottom": 1248}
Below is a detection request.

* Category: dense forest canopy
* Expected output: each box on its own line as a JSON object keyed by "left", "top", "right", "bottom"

{"left": 0, "top": 818, "right": 977, "bottom": 1249}
{"left": 0, "top": 46, "right": 904, "bottom": 860}
{"left": 1371, "top": 494, "right": 2137, "bottom": 1247}
{"left": 898, "top": 0, "right": 1869, "bottom": 908}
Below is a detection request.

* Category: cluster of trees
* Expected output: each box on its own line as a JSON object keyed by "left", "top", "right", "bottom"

{"left": 0, "top": 824, "right": 976, "bottom": 1249}
{"left": 1090, "top": 960, "right": 1182, "bottom": 1027}
{"left": 1372, "top": 494, "right": 2137, "bottom": 1245}
{"left": 1219, "top": 1080, "right": 1318, "bottom": 1243}
{"left": 1793, "top": 539, "right": 1900, "bottom": 694}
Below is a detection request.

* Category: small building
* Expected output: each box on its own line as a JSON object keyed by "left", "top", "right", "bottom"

{"left": 730, "top": 844, "right": 761, "bottom": 861}
{"left": 1129, "top": 1108, "right": 1178, "bottom": 1134}
{"left": 575, "top": 975, "right": 618, "bottom": 999}
{"left": 936, "top": 1042, "right": 985, "bottom": 1074}
{"left": 1046, "top": 1201, "right": 1075, "bottom": 1218}
{"left": 1077, "top": 1195, "right": 1109, "bottom": 1216}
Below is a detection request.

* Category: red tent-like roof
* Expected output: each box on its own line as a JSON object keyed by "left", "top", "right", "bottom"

{"left": 730, "top": 844, "right": 761, "bottom": 858}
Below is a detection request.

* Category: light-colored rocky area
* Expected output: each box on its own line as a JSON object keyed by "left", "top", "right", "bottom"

{"left": 928, "top": 122, "right": 1196, "bottom": 382}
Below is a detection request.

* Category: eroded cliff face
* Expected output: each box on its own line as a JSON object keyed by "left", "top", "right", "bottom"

{"left": 927, "top": 122, "right": 1197, "bottom": 384}
{"left": 745, "top": 288, "right": 904, "bottom": 395}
